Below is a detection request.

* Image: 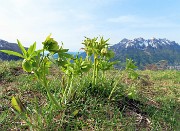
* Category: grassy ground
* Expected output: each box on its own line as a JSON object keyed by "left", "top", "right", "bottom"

{"left": 0, "top": 60, "right": 180, "bottom": 130}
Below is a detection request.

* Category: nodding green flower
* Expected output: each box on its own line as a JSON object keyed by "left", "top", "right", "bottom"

{"left": 42, "top": 34, "right": 59, "bottom": 53}
{"left": 101, "top": 48, "right": 108, "bottom": 55}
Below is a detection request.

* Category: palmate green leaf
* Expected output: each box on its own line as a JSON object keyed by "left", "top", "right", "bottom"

{"left": 0, "top": 50, "right": 24, "bottom": 58}
{"left": 22, "top": 59, "right": 32, "bottom": 72}
{"left": 59, "top": 48, "right": 69, "bottom": 53}
{"left": 58, "top": 48, "right": 69, "bottom": 54}
{"left": 62, "top": 53, "right": 73, "bottom": 58}
{"left": 27, "top": 42, "right": 36, "bottom": 57}
{"left": 57, "top": 48, "right": 73, "bottom": 59}
{"left": 17, "top": 39, "right": 27, "bottom": 57}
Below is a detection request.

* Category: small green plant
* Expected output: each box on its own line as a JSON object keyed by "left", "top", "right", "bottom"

{"left": 98, "top": 56, "right": 118, "bottom": 79}
{"left": 82, "top": 36, "right": 115, "bottom": 86}
{"left": 61, "top": 56, "right": 91, "bottom": 104}
{"left": 125, "top": 58, "right": 139, "bottom": 79}
{"left": 109, "top": 58, "right": 138, "bottom": 100}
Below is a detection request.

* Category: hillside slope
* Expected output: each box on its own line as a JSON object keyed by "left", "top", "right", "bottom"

{"left": 0, "top": 39, "right": 24, "bottom": 60}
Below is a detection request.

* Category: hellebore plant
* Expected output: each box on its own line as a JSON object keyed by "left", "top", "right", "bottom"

{"left": 0, "top": 34, "right": 67, "bottom": 109}
{"left": 82, "top": 36, "right": 113, "bottom": 86}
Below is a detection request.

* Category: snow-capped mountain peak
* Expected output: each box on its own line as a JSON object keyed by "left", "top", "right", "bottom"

{"left": 117, "top": 37, "right": 179, "bottom": 49}
{"left": 110, "top": 37, "right": 180, "bottom": 68}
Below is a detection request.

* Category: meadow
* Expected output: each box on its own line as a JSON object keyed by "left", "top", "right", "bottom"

{"left": 0, "top": 35, "right": 180, "bottom": 130}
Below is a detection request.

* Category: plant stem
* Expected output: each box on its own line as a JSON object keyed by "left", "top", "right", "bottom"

{"left": 108, "top": 74, "right": 123, "bottom": 100}
{"left": 95, "top": 58, "right": 98, "bottom": 84}
{"left": 43, "top": 72, "right": 61, "bottom": 109}
{"left": 62, "top": 75, "right": 71, "bottom": 104}
{"left": 67, "top": 75, "right": 74, "bottom": 99}
{"left": 92, "top": 55, "right": 97, "bottom": 86}
{"left": 42, "top": 51, "right": 61, "bottom": 109}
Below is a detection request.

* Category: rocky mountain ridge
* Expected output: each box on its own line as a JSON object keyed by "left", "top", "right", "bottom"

{"left": 110, "top": 37, "right": 180, "bottom": 68}
{"left": 112, "top": 37, "right": 179, "bottom": 49}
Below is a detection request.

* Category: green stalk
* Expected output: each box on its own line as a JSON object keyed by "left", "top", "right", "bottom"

{"left": 43, "top": 75, "right": 60, "bottom": 109}
{"left": 43, "top": 65, "right": 61, "bottom": 109}
{"left": 108, "top": 74, "right": 123, "bottom": 100}
{"left": 42, "top": 51, "right": 61, "bottom": 109}
{"left": 95, "top": 58, "right": 98, "bottom": 85}
{"left": 92, "top": 55, "right": 97, "bottom": 86}
{"left": 67, "top": 75, "right": 74, "bottom": 99}
{"left": 86, "top": 52, "right": 89, "bottom": 61}
{"left": 61, "top": 75, "right": 71, "bottom": 104}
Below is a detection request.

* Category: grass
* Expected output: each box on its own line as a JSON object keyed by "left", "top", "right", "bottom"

{"left": 0, "top": 60, "right": 180, "bottom": 130}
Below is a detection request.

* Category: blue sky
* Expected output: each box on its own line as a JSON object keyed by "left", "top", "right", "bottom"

{"left": 0, "top": 0, "right": 180, "bottom": 51}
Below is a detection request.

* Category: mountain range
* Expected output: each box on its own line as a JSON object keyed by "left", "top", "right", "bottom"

{"left": 110, "top": 37, "right": 180, "bottom": 68}
{"left": 1, "top": 38, "right": 180, "bottom": 69}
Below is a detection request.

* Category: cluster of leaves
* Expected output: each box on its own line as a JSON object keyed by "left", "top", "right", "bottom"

{"left": 82, "top": 37, "right": 117, "bottom": 85}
